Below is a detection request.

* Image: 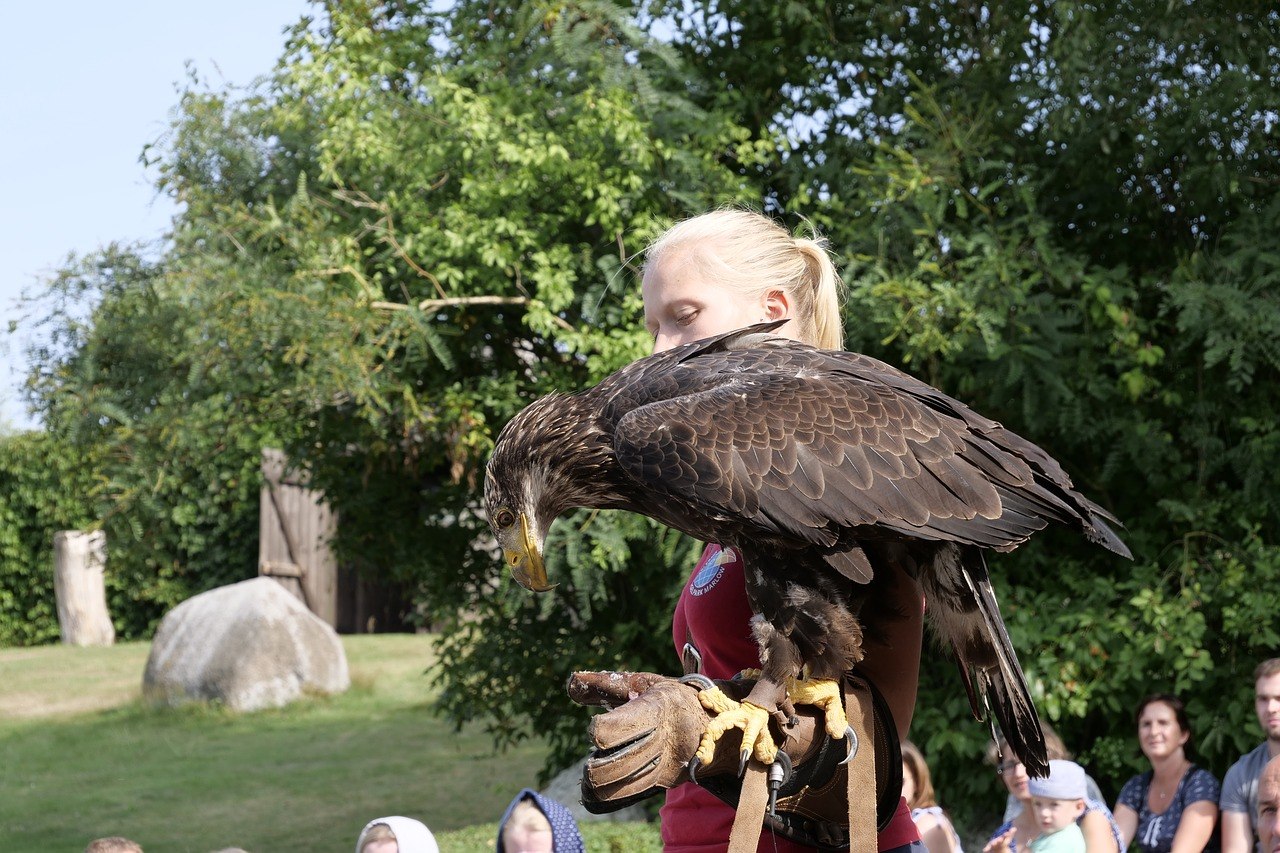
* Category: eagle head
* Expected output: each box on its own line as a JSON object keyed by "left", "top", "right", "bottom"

{"left": 483, "top": 391, "right": 621, "bottom": 593}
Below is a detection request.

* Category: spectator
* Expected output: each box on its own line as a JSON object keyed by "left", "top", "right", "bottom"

{"left": 1026, "top": 761, "right": 1090, "bottom": 853}
{"left": 902, "top": 740, "right": 964, "bottom": 852}
{"left": 355, "top": 816, "right": 439, "bottom": 853}
{"left": 496, "top": 789, "right": 584, "bottom": 853}
{"left": 1223, "top": 659, "right": 1280, "bottom": 853}
{"left": 1113, "top": 693, "right": 1220, "bottom": 853}
{"left": 1256, "top": 756, "right": 1280, "bottom": 852}
{"left": 989, "top": 727, "right": 1108, "bottom": 824}
{"left": 85, "top": 839, "right": 143, "bottom": 853}
{"left": 984, "top": 731, "right": 1121, "bottom": 853}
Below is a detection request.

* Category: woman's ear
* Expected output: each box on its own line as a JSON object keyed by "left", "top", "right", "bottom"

{"left": 763, "top": 288, "right": 791, "bottom": 320}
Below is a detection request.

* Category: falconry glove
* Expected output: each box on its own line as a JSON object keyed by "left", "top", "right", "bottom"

{"left": 566, "top": 670, "right": 902, "bottom": 851}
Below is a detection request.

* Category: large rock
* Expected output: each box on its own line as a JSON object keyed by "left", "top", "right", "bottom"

{"left": 143, "top": 577, "right": 350, "bottom": 712}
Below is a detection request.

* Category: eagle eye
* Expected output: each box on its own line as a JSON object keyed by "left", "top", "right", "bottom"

{"left": 492, "top": 508, "right": 516, "bottom": 529}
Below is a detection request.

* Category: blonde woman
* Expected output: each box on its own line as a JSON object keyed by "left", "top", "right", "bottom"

{"left": 645, "top": 209, "right": 928, "bottom": 853}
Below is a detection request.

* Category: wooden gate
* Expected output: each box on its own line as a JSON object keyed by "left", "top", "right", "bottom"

{"left": 258, "top": 448, "right": 340, "bottom": 626}
{"left": 258, "top": 448, "right": 409, "bottom": 633}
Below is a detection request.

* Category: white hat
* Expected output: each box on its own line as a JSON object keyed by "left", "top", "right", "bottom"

{"left": 1027, "top": 759, "right": 1088, "bottom": 800}
{"left": 355, "top": 816, "right": 439, "bottom": 853}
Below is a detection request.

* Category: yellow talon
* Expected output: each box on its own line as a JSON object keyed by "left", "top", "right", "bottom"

{"left": 696, "top": 684, "right": 740, "bottom": 716}
{"left": 696, "top": 699, "right": 777, "bottom": 766}
{"left": 786, "top": 676, "right": 849, "bottom": 740}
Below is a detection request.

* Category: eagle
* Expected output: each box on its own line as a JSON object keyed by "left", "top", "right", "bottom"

{"left": 483, "top": 322, "right": 1130, "bottom": 776}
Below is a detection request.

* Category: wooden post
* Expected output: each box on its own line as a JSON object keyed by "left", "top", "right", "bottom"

{"left": 52, "top": 530, "right": 115, "bottom": 646}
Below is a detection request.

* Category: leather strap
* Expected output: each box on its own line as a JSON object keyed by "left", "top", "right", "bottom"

{"left": 845, "top": 677, "right": 877, "bottom": 849}
{"left": 724, "top": 675, "right": 881, "bottom": 852}
{"left": 728, "top": 760, "right": 770, "bottom": 853}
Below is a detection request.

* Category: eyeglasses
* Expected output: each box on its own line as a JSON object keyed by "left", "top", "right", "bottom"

{"left": 996, "top": 761, "right": 1023, "bottom": 776}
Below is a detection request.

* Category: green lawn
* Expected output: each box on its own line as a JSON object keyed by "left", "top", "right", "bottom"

{"left": 0, "top": 635, "right": 657, "bottom": 852}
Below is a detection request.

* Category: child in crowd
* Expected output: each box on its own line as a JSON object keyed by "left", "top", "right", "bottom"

{"left": 85, "top": 839, "right": 143, "bottom": 853}
{"left": 355, "top": 816, "right": 439, "bottom": 853}
{"left": 496, "top": 789, "right": 584, "bottom": 853}
{"left": 1027, "top": 761, "right": 1090, "bottom": 853}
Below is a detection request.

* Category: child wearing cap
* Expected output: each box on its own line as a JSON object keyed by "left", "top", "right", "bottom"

{"left": 1027, "top": 760, "right": 1089, "bottom": 852}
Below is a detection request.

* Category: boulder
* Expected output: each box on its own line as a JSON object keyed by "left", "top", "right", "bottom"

{"left": 143, "top": 577, "right": 349, "bottom": 712}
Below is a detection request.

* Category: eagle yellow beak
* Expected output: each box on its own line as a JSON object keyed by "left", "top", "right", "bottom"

{"left": 506, "top": 512, "right": 554, "bottom": 592}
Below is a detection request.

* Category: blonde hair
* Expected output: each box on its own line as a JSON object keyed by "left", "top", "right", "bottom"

{"left": 359, "top": 823, "right": 397, "bottom": 852}
{"left": 85, "top": 840, "right": 143, "bottom": 853}
{"left": 644, "top": 208, "right": 845, "bottom": 349}
{"left": 901, "top": 740, "right": 938, "bottom": 809}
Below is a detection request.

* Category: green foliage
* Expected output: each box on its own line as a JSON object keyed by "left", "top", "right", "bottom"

{"left": 20, "top": 248, "right": 283, "bottom": 637}
{"left": 0, "top": 432, "right": 94, "bottom": 645}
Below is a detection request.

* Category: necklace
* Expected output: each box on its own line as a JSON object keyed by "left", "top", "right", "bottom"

{"left": 1151, "top": 760, "right": 1189, "bottom": 806}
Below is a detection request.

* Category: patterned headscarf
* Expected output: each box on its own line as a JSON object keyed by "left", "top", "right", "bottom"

{"left": 496, "top": 789, "right": 585, "bottom": 853}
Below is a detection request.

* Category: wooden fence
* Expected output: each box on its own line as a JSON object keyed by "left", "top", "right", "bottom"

{"left": 258, "top": 448, "right": 406, "bottom": 633}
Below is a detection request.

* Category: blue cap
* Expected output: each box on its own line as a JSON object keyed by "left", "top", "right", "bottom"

{"left": 1028, "top": 759, "right": 1087, "bottom": 800}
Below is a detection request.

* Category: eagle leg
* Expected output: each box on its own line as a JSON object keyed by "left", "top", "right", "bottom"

{"left": 786, "top": 675, "right": 852, "bottom": 743}
{"left": 693, "top": 687, "right": 781, "bottom": 768}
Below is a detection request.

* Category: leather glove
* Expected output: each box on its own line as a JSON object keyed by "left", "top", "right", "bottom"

{"left": 567, "top": 669, "right": 903, "bottom": 846}
{"left": 566, "top": 671, "right": 820, "bottom": 813}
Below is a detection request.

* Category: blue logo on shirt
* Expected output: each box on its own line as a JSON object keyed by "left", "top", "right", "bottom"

{"left": 690, "top": 547, "right": 737, "bottom": 596}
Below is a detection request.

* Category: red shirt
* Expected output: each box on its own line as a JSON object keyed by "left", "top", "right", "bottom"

{"left": 662, "top": 544, "right": 920, "bottom": 852}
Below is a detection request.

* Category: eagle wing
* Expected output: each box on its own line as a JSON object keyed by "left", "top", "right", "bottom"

{"left": 609, "top": 340, "right": 1125, "bottom": 777}
{"left": 611, "top": 345, "right": 1076, "bottom": 569}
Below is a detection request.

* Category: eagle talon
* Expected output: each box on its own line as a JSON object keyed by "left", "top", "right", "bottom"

{"left": 687, "top": 755, "right": 703, "bottom": 785}
{"left": 838, "top": 725, "right": 859, "bottom": 765}
{"left": 738, "top": 748, "right": 751, "bottom": 777}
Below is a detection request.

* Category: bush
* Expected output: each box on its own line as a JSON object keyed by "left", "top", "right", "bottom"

{"left": 0, "top": 431, "right": 95, "bottom": 645}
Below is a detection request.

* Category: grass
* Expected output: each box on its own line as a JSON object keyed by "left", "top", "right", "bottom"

{"left": 0, "top": 635, "right": 652, "bottom": 852}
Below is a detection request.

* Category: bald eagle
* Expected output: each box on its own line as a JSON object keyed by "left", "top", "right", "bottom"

{"left": 484, "top": 322, "right": 1130, "bottom": 776}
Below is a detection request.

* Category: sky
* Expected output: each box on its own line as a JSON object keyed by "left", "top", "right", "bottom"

{"left": 0, "top": 2, "right": 315, "bottom": 431}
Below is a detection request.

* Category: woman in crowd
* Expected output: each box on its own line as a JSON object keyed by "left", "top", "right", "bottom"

{"left": 902, "top": 740, "right": 965, "bottom": 853}
{"left": 1113, "top": 693, "right": 1219, "bottom": 853}
{"left": 984, "top": 727, "right": 1121, "bottom": 853}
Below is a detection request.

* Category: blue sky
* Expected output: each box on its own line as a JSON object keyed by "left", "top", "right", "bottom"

{"left": 0, "top": 1, "right": 314, "bottom": 430}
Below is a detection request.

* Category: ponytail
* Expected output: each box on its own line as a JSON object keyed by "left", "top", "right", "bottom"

{"left": 793, "top": 234, "right": 845, "bottom": 350}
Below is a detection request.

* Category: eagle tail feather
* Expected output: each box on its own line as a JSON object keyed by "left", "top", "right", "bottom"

{"left": 960, "top": 549, "right": 1048, "bottom": 777}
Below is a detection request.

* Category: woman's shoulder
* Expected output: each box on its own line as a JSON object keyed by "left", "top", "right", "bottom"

{"left": 911, "top": 808, "right": 941, "bottom": 832}
{"left": 1184, "top": 765, "right": 1223, "bottom": 802}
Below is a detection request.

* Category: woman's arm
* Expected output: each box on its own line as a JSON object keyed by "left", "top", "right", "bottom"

{"left": 1112, "top": 802, "right": 1138, "bottom": 850}
{"left": 1080, "top": 809, "right": 1120, "bottom": 853}
{"left": 854, "top": 560, "right": 923, "bottom": 738}
{"left": 1169, "top": 800, "right": 1218, "bottom": 853}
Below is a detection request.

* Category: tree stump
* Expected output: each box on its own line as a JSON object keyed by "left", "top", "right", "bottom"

{"left": 52, "top": 530, "right": 115, "bottom": 646}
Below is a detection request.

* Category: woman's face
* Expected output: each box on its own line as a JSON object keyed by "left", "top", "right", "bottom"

{"left": 901, "top": 761, "right": 916, "bottom": 806}
{"left": 998, "top": 757, "right": 1030, "bottom": 802}
{"left": 642, "top": 250, "right": 792, "bottom": 353}
{"left": 1138, "top": 700, "right": 1189, "bottom": 761}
